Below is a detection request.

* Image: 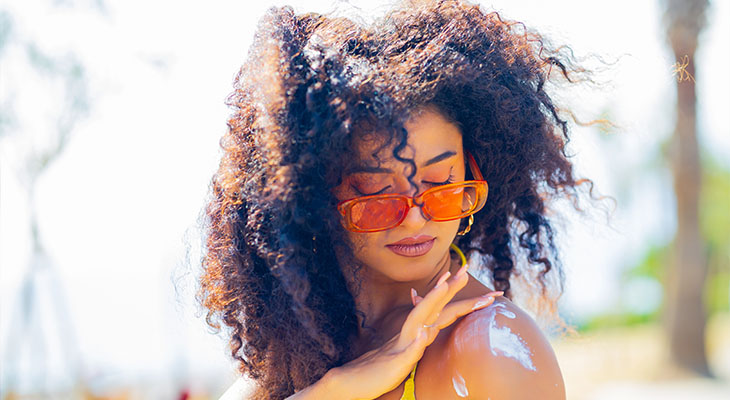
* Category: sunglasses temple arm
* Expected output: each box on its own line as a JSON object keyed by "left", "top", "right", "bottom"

{"left": 465, "top": 152, "right": 484, "bottom": 181}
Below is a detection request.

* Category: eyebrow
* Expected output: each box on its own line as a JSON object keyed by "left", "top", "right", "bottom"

{"left": 351, "top": 150, "right": 458, "bottom": 173}
{"left": 422, "top": 150, "right": 457, "bottom": 167}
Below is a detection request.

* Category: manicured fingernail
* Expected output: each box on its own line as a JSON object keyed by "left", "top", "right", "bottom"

{"left": 486, "top": 291, "right": 504, "bottom": 297}
{"left": 436, "top": 271, "right": 451, "bottom": 287}
{"left": 411, "top": 288, "right": 417, "bottom": 305}
{"left": 456, "top": 263, "right": 468, "bottom": 277}
{"left": 472, "top": 296, "right": 495, "bottom": 310}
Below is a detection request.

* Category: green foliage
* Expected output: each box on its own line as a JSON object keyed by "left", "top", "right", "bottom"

{"left": 700, "top": 156, "right": 730, "bottom": 250}
{"left": 579, "top": 312, "right": 655, "bottom": 332}
{"left": 625, "top": 243, "right": 669, "bottom": 281}
{"left": 587, "top": 154, "right": 730, "bottom": 333}
{"left": 700, "top": 155, "right": 730, "bottom": 314}
{"left": 706, "top": 270, "right": 730, "bottom": 314}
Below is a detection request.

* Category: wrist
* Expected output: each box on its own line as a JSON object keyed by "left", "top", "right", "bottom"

{"left": 287, "top": 367, "right": 346, "bottom": 400}
{"left": 319, "top": 367, "right": 346, "bottom": 400}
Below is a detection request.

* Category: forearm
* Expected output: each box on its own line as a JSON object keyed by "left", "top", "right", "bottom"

{"left": 286, "top": 368, "right": 349, "bottom": 400}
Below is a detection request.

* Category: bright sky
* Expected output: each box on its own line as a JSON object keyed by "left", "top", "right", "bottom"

{"left": 1, "top": 0, "right": 728, "bottom": 396}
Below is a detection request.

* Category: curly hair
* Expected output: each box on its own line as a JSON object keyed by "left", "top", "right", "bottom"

{"left": 198, "top": 0, "right": 591, "bottom": 398}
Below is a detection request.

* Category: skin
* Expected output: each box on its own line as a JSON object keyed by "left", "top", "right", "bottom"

{"left": 408, "top": 297, "right": 566, "bottom": 399}
{"left": 286, "top": 108, "right": 566, "bottom": 400}
{"left": 334, "top": 106, "right": 467, "bottom": 346}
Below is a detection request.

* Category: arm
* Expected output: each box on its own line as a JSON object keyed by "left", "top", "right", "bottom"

{"left": 286, "top": 268, "right": 501, "bottom": 400}
{"left": 218, "top": 369, "right": 340, "bottom": 400}
{"left": 285, "top": 369, "right": 340, "bottom": 400}
{"left": 447, "top": 299, "right": 566, "bottom": 399}
{"left": 219, "top": 268, "right": 502, "bottom": 400}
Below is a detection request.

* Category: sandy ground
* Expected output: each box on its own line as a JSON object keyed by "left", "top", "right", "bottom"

{"left": 551, "top": 312, "right": 730, "bottom": 399}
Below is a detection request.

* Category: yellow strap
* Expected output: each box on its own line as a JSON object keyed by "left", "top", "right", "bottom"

{"left": 450, "top": 243, "right": 467, "bottom": 267}
{"left": 400, "top": 362, "right": 418, "bottom": 400}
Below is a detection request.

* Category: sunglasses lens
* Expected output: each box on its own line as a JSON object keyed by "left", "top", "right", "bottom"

{"left": 340, "top": 181, "right": 488, "bottom": 232}
{"left": 349, "top": 197, "right": 407, "bottom": 231}
{"left": 423, "top": 183, "right": 486, "bottom": 219}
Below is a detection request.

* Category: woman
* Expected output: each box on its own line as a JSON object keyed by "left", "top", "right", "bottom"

{"left": 200, "top": 0, "right": 589, "bottom": 398}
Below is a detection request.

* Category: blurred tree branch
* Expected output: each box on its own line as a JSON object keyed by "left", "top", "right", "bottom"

{"left": 0, "top": 3, "right": 91, "bottom": 395}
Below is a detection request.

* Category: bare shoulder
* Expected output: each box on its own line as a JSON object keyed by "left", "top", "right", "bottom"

{"left": 444, "top": 296, "right": 566, "bottom": 399}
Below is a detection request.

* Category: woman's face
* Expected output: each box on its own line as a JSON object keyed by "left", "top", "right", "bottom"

{"left": 334, "top": 108, "right": 466, "bottom": 283}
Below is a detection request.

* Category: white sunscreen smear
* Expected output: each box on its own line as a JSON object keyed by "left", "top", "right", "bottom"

{"left": 455, "top": 302, "right": 536, "bottom": 372}
{"left": 487, "top": 303, "right": 536, "bottom": 371}
{"left": 452, "top": 371, "right": 469, "bottom": 397}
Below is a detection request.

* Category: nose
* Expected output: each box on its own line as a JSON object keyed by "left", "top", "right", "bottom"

{"left": 399, "top": 199, "right": 429, "bottom": 230}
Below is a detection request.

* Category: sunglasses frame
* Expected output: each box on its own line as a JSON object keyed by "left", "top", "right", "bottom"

{"left": 337, "top": 152, "right": 488, "bottom": 233}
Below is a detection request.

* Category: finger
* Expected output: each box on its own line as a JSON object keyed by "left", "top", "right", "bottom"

{"left": 401, "top": 265, "right": 474, "bottom": 342}
{"left": 396, "top": 329, "right": 430, "bottom": 371}
{"left": 418, "top": 290, "right": 501, "bottom": 348}
{"left": 404, "top": 265, "right": 471, "bottom": 335}
{"left": 422, "top": 264, "right": 471, "bottom": 325}
{"left": 413, "top": 268, "right": 466, "bottom": 306}
{"left": 409, "top": 270, "right": 450, "bottom": 306}
{"left": 400, "top": 272, "right": 452, "bottom": 341}
{"left": 431, "top": 292, "right": 503, "bottom": 329}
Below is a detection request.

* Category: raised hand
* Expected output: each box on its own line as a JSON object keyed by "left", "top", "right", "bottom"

{"left": 288, "top": 264, "right": 502, "bottom": 400}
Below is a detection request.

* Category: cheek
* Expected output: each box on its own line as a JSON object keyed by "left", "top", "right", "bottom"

{"left": 346, "top": 231, "right": 380, "bottom": 262}
{"left": 443, "top": 219, "right": 462, "bottom": 239}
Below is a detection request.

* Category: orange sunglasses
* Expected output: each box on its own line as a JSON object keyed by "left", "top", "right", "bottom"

{"left": 337, "top": 152, "right": 488, "bottom": 233}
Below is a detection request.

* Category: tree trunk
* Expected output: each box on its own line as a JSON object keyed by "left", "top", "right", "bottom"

{"left": 662, "top": 0, "right": 711, "bottom": 377}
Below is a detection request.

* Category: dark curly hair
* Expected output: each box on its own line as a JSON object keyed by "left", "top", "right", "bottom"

{"left": 198, "top": 0, "right": 591, "bottom": 398}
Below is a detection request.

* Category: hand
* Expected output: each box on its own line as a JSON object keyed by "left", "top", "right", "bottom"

{"left": 322, "top": 264, "right": 503, "bottom": 400}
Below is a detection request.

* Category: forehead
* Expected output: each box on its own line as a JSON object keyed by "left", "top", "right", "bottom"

{"left": 351, "top": 108, "right": 463, "bottom": 166}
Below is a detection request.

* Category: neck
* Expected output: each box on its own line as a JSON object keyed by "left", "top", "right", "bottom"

{"left": 351, "top": 247, "right": 458, "bottom": 344}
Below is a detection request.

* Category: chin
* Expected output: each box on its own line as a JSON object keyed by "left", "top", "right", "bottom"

{"left": 379, "top": 243, "right": 451, "bottom": 280}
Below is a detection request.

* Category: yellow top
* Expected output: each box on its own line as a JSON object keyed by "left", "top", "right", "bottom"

{"left": 399, "top": 243, "right": 467, "bottom": 400}
{"left": 400, "top": 362, "right": 418, "bottom": 400}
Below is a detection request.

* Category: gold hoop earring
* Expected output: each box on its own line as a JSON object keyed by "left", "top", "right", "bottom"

{"left": 456, "top": 215, "right": 474, "bottom": 236}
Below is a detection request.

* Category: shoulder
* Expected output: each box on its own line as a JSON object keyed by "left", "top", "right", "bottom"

{"left": 218, "top": 376, "right": 255, "bottom": 400}
{"left": 443, "top": 297, "right": 566, "bottom": 399}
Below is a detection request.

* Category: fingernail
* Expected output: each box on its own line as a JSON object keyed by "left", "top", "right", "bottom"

{"left": 472, "top": 296, "right": 495, "bottom": 310}
{"left": 411, "top": 288, "right": 417, "bottom": 305}
{"left": 486, "top": 291, "right": 504, "bottom": 297}
{"left": 436, "top": 271, "right": 451, "bottom": 287}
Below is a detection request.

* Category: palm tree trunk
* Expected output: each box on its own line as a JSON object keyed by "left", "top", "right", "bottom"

{"left": 662, "top": 0, "right": 711, "bottom": 377}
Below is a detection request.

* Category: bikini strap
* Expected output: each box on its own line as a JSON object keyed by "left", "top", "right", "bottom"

{"left": 400, "top": 362, "right": 418, "bottom": 400}
{"left": 450, "top": 243, "right": 467, "bottom": 267}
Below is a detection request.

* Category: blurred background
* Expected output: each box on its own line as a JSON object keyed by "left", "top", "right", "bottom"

{"left": 0, "top": 0, "right": 727, "bottom": 399}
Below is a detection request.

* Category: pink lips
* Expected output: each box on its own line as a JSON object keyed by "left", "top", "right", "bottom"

{"left": 386, "top": 235, "right": 436, "bottom": 257}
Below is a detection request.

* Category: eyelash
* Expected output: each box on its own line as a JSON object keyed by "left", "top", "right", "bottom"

{"left": 352, "top": 184, "right": 391, "bottom": 196}
{"left": 423, "top": 174, "right": 455, "bottom": 187}
{"left": 352, "top": 174, "right": 455, "bottom": 196}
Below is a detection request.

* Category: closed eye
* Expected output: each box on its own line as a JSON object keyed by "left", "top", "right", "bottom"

{"left": 422, "top": 166, "right": 455, "bottom": 187}
{"left": 422, "top": 175, "right": 455, "bottom": 187}
{"left": 351, "top": 184, "right": 392, "bottom": 196}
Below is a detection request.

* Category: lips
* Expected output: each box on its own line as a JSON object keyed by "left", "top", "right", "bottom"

{"left": 386, "top": 235, "right": 436, "bottom": 257}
